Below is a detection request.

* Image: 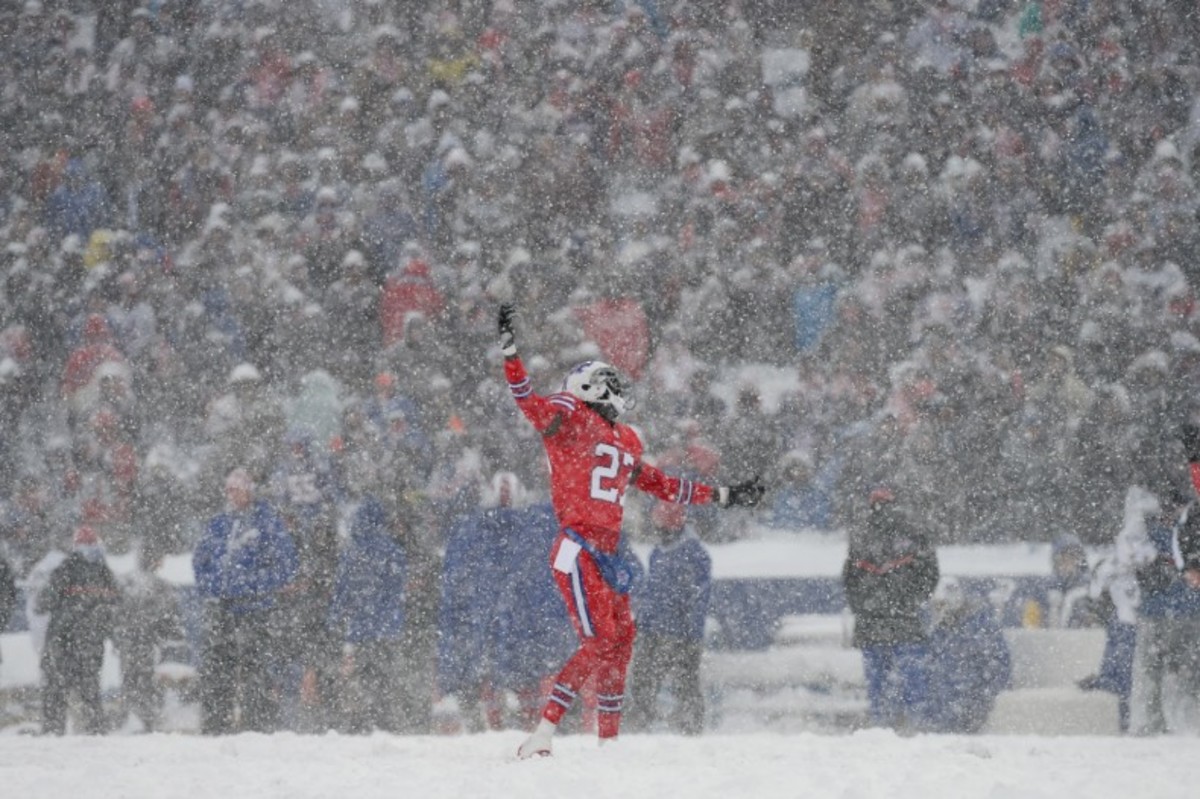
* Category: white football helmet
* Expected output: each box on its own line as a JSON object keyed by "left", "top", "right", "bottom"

{"left": 562, "top": 360, "right": 634, "bottom": 418}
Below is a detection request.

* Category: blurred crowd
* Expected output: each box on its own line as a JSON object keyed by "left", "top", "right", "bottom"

{"left": 3, "top": 0, "right": 1200, "bottom": 565}
{"left": 2, "top": 0, "right": 1200, "bottom": 734}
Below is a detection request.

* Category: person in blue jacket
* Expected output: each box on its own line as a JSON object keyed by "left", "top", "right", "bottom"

{"left": 924, "top": 577, "right": 1011, "bottom": 734}
{"left": 627, "top": 501, "right": 712, "bottom": 734}
{"left": 486, "top": 475, "right": 577, "bottom": 730}
{"left": 192, "top": 467, "right": 299, "bottom": 734}
{"left": 268, "top": 430, "right": 343, "bottom": 731}
{"left": 436, "top": 487, "right": 503, "bottom": 731}
{"left": 328, "top": 495, "right": 407, "bottom": 733}
{"left": 1128, "top": 490, "right": 1200, "bottom": 735}
{"left": 43, "top": 158, "right": 111, "bottom": 240}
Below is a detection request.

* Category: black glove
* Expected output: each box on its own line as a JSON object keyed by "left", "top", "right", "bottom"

{"left": 720, "top": 476, "right": 765, "bottom": 508}
{"left": 1183, "top": 422, "right": 1200, "bottom": 463}
{"left": 498, "top": 303, "right": 518, "bottom": 357}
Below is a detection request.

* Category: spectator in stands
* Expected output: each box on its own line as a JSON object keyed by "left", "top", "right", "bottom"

{"left": 1075, "top": 548, "right": 1138, "bottom": 733}
{"left": 380, "top": 246, "right": 446, "bottom": 348}
{"left": 114, "top": 543, "right": 182, "bottom": 732}
{"left": 75, "top": 408, "right": 139, "bottom": 550}
{"left": 328, "top": 495, "right": 408, "bottom": 733}
{"left": 1047, "top": 533, "right": 1101, "bottom": 628}
{"left": 842, "top": 485, "right": 940, "bottom": 731}
{"left": 2, "top": 470, "right": 52, "bottom": 562}
{"left": 269, "top": 429, "right": 342, "bottom": 732}
{"left": 60, "top": 314, "right": 129, "bottom": 431}
{"left": 1125, "top": 488, "right": 1200, "bottom": 735}
{"left": 201, "top": 362, "right": 287, "bottom": 504}
{"left": 36, "top": 525, "right": 122, "bottom": 735}
{"left": 436, "top": 476, "right": 509, "bottom": 732}
{"left": 43, "top": 158, "right": 110, "bottom": 240}
{"left": 1002, "top": 531, "right": 1104, "bottom": 629}
{"left": 391, "top": 500, "right": 441, "bottom": 735}
{"left": 627, "top": 501, "right": 712, "bottom": 735}
{"left": 1180, "top": 424, "right": 1200, "bottom": 587}
{"left": 0, "top": 550, "right": 16, "bottom": 645}
{"left": 7, "top": 0, "right": 1200, "bottom": 735}
{"left": 192, "top": 468, "right": 299, "bottom": 734}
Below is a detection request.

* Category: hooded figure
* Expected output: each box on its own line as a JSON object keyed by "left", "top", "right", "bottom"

{"left": 380, "top": 253, "right": 446, "bottom": 347}
{"left": 627, "top": 500, "right": 711, "bottom": 734}
{"left": 329, "top": 495, "right": 408, "bottom": 733}
{"left": 0, "top": 554, "right": 15, "bottom": 647}
{"left": 842, "top": 486, "right": 939, "bottom": 730}
{"left": 924, "top": 578, "right": 1012, "bottom": 733}
{"left": 36, "top": 525, "right": 122, "bottom": 734}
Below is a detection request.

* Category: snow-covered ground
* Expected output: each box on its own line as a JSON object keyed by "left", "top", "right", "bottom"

{"left": 1, "top": 729, "right": 1196, "bottom": 799}
{"left": 3, "top": 530, "right": 1180, "bottom": 797}
{"left": 1, "top": 611, "right": 1177, "bottom": 799}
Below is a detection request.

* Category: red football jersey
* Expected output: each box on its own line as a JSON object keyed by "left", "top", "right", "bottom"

{"left": 506, "top": 356, "right": 714, "bottom": 552}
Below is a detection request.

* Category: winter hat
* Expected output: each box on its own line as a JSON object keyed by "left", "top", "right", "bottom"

{"left": 483, "top": 471, "right": 527, "bottom": 509}
{"left": 228, "top": 362, "right": 262, "bottom": 384}
{"left": 83, "top": 313, "right": 111, "bottom": 342}
{"left": 868, "top": 485, "right": 896, "bottom": 506}
{"left": 73, "top": 525, "right": 100, "bottom": 547}
{"left": 650, "top": 501, "right": 687, "bottom": 533}
{"left": 1051, "top": 533, "right": 1087, "bottom": 571}
{"left": 224, "top": 468, "right": 254, "bottom": 493}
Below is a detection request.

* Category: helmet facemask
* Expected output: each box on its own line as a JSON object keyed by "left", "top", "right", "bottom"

{"left": 564, "top": 361, "right": 635, "bottom": 421}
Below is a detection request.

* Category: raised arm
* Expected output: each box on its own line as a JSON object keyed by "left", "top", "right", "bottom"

{"left": 500, "top": 303, "right": 573, "bottom": 433}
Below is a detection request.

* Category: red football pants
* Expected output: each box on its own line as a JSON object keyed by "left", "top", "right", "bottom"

{"left": 541, "top": 534, "right": 636, "bottom": 738}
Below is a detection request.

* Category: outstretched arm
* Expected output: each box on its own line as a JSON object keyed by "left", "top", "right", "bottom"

{"left": 633, "top": 461, "right": 765, "bottom": 508}
{"left": 632, "top": 459, "right": 716, "bottom": 505}
{"left": 500, "top": 304, "right": 569, "bottom": 434}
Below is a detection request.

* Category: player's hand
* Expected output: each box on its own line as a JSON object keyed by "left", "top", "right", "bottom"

{"left": 1183, "top": 422, "right": 1200, "bottom": 462}
{"left": 498, "top": 303, "right": 518, "bottom": 357}
{"left": 719, "top": 476, "right": 765, "bottom": 508}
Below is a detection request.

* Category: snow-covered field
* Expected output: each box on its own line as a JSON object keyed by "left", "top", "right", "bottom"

{"left": 2, "top": 730, "right": 1196, "bottom": 799}
{"left": 3, "top": 532, "right": 1182, "bottom": 797}
{"left": 0, "top": 616, "right": 1187, "bottom": 799}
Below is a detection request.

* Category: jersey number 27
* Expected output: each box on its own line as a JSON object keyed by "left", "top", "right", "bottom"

{"left": 591, "top": 443, "right": 635, "bottom": 505}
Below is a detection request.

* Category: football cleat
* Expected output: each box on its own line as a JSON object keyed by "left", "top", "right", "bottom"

{"left": 516, "top": 735, "right": 552, "bottom": 759}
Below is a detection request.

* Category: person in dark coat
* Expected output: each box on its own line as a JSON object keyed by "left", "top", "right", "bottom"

{"left": 113, "top": 544, "right": 183, "bottom": 732}
{"left": 192, "top": 468, "right": 299, "bottom": 735}
{"left": 43, "top": 158, "right": 111, "bottom": 240}
{"left": 328, "top": 495, "right": 407, "bottom": 733}
{"left": 36, "top": 525, "right": 122, "bottom": 735}
{"left": 1127, "top": 489, "right": 1200, "bottom": 735}
{"left": 436, "top": 494, "right": 504, "bottom": 731}
{"left": 842, "top": 485, "right": 940, "bottom": 731}
{"left": 1175, "top": 423, "right": 1200, "bottom": 582}
{"left": 627, "top": 501, "right": 712, "bottom": 735}
{"left": 1072, "top": 560, "right": 1138, "bottom": 733}
{"left": 0, "top": 553, "right": 15, "bottom": 638}
{"left": 268, "top": 431, "right": 343, "bottom": 732}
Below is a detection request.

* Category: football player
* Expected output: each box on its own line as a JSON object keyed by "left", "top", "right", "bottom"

{"left": 498, "top": 304, "right": 764, "bottom": 757}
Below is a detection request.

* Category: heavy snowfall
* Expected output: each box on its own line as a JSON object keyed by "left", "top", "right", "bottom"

{"left": 3, "top": 0, "right": 1200, "bottom": 796}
